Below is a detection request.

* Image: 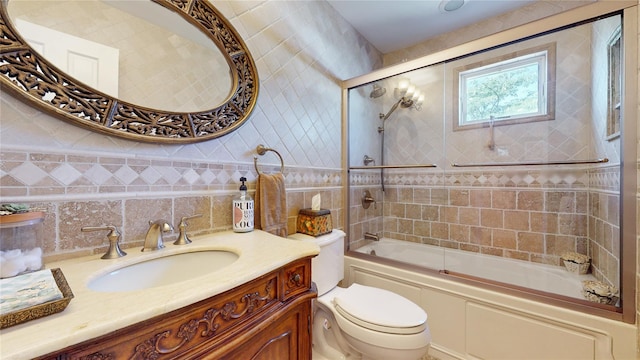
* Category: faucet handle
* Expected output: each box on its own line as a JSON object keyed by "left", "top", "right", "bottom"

{"left": 362, "top": 190, "right": 377, "bottom": 209}
{"left": 81, "top": 225, "right": 127, "bottom": 259}
{"left": 174, "top": 214, "right": 203, "bottom": 245}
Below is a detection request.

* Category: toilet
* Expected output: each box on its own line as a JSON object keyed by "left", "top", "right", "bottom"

{"left": 289, "top": 230, "right": 431, "bottom": 360}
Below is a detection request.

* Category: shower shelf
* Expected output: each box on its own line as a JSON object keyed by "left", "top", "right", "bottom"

{"left": 349, "top": 164, "right": 437, "bottom": 170}
{"left": 451, "top": 158, "right": 609, "bottom": 168}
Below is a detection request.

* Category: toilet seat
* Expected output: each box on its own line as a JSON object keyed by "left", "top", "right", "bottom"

{"left": 333, "top": 283, "right": 427, "bottom": 335}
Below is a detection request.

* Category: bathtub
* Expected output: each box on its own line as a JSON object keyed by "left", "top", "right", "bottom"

{"left": 345, "top": 240, "right": 635, "bottom": 360}
{"left": 354, "top": 238, "right": 596, "bottom": 301}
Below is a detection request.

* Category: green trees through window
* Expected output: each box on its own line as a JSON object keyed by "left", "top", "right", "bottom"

{"left": 464, "top": 62, "right": 540, "bottom": 122}
{"left": 454, "top": 44, "right": 555, "bottom": 130}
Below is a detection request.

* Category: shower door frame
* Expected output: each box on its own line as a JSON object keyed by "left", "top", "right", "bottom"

{"left": 341, "top": 1, "right": 637, "bottom": 324}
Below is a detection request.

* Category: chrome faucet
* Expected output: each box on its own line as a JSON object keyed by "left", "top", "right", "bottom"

{"left": 142, "top": 220, "right": 174, "bottom": 252}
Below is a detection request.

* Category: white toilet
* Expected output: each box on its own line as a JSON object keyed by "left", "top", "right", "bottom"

{"left": 289, "top": 230, "right": 431, "bottom": 360}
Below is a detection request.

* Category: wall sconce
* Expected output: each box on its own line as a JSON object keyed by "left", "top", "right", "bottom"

{"left": 395, "top": 79, "right": 424, "bottom": 111}
{"left": 376, "top": 78, "right": 424, "bottom": 122}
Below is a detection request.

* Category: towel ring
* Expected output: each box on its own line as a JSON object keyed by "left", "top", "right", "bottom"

{"left": 254, "top": 144, "right": 285, "bottom": 174}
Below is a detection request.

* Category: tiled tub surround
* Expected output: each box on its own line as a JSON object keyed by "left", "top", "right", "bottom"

{"left": 0, "top": 148, "right": 342, "bottom": 263}
{"left": 349, "top": 164, "right": 620, "bottom": 289}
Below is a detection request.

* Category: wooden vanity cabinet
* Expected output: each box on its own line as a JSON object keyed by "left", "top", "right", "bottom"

{"left": 39, "top": 257, "right": 315, "bottom": 360}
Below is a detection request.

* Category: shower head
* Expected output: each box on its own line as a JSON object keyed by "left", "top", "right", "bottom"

{"left": 369, "top": 84, "right": 386, "bottom": 98}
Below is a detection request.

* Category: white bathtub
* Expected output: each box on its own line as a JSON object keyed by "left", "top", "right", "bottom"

{"left": 344, "top": 242, "right": 636, "bottom": 360}
{"left": 355, "top": 238, "right": 596, "bottom": 301}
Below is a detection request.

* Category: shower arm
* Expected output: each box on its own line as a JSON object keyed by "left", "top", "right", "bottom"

{"left": 374, "top": 88, "right": 420, "bottom": 191}
{"left": 377, "top": 96, "right": 414, "bottom": 192}
{"left": 379, "top": 98, "right": 405, "bottom": 123}
{"left": 378, "top": 97, "right": 404, "bottom": 192}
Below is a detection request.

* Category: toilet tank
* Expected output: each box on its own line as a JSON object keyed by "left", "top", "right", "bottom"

{"left": 288, "top": 229, "right": 345, "bottom": 296}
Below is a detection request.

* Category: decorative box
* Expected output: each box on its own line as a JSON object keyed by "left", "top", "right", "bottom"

{"left": 296, "top": 209, "right": 332, "bottom": 236}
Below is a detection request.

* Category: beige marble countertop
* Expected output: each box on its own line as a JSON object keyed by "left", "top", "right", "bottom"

{"left": 0, "top": 230, "right": 319, "bottom": 359}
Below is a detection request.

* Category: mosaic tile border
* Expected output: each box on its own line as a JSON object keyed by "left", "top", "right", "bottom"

{"left": 349, "top": 164, "right": 621, "bottom": 190}
{"left": 0, "top": 149, "right": 342, "bottom": 200}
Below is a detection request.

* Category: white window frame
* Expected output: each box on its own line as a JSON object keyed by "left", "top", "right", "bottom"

{"left": 453, "top": 43, "right": 556, "bottom": 131}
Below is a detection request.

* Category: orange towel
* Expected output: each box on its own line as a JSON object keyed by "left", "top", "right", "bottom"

{"left": 254, "top": 173, "right": 287, "bottom": 237}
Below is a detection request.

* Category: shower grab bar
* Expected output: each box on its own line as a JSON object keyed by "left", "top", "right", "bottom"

{"left": 254, "top": 144, "right": 285, "bottom": 174}
{"left": 349, "top": 164, "right": 437, "bottom": 170}
{"left": 451, "top": 158, "right": 609, "bottom": 168}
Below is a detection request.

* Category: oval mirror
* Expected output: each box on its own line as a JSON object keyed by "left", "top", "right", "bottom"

{"left": 7, "top": 0, "right": 233, "bottom": 113}
{"left": 0, "top": 0, "right": 259, "bottom": 143}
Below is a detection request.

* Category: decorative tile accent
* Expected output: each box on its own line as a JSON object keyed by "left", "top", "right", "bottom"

{"left": 10, "top": 162, "right": 48, "bottom": 186}
{"left": 0, "top": 149, "right": 343, "bottom": 200}
{"left": 350, "top": 165, "right": 617, "bottom": 189}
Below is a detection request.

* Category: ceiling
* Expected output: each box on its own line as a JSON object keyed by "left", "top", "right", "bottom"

{"left": 327, "top": 0, "right": 537, "bottom": 53}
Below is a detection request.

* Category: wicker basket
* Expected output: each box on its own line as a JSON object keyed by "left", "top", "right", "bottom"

{"left": 560, "top": 252, "right": 590, "bottom": 274}
{"left": 581, "top": 280, "right": 619, "bottom": 305}
{"left": 562, "top": 260, "right": 590, "bottom": 275}
{"left": 0, "top": 268, "right": 74, "bottom": 329}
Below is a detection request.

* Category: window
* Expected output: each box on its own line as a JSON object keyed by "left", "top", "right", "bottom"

{"left": 453, "top": 43, "right": 556, "bottom": 130}
{"left": 606, "top": 26, "right": 622, "bottom": 140}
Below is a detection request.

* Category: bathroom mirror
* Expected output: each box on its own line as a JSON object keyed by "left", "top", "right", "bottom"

{"left": 7, "top": 0, "right": 232, "bottom": 113}
{"left": 0, "top": 0, "right": 259, "bottom": 143}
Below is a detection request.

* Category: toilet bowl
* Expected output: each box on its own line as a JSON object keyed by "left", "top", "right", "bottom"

{"left": 289, "top": 230, "right": 431, "bottom": 360}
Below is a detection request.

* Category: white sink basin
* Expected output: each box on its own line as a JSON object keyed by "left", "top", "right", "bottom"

{"left": 88, "top": 250, "right": 239, "bottom": 292}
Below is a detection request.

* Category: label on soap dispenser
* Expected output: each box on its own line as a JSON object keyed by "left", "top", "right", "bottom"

{"left": 233, "top": 199, "right": 254, "bottom": 232}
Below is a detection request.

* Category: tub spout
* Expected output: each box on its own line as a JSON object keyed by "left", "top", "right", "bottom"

{"left": 364, "top": 232, "right": 379, "bottom": 241}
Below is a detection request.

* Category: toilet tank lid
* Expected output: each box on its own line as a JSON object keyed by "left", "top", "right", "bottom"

{"left": 288, "top": 229, "right": 345, "bottom": 247}
{"left": 334, "top": 283, "right": 427, "bottom": 333}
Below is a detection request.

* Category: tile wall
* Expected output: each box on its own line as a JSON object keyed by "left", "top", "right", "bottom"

{"left": 350, "top": 165, "right": 620, "bottom": 287}
{"left": 0, "top": 0, "right": 381, "bottom": 261}
{"left": 1, "top": 148, "right": 344, "bottom": 261}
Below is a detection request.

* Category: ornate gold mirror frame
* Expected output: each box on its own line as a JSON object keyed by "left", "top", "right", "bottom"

{"left": 0, "top": 0, "right": 259, "bottom": 143}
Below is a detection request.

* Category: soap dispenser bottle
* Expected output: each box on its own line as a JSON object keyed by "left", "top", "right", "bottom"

{"left": 232, "top": 177, "right": 254, "bottom": 232}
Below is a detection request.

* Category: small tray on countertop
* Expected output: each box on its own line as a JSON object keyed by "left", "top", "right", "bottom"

{"left": 0, "top": 268, "right": 74, "bottom": 329}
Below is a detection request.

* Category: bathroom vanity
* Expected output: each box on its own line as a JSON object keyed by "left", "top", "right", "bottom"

{"left": 0, "top": 231, "right": 319, "bottom": 359}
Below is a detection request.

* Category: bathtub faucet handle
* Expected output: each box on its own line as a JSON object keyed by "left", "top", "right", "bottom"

{"left": 362, "top": 190, "right": 376, "bottom": 209}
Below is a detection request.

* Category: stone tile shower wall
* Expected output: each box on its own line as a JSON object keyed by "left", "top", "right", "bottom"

{"left": 350, "top": 164, "right": 620, "bottom": 287}
{"left": 349, "top": 182, "right": 383, "bottom": 250}
{"left": 588, "top": 166, "right": 620, "bottom": 287}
